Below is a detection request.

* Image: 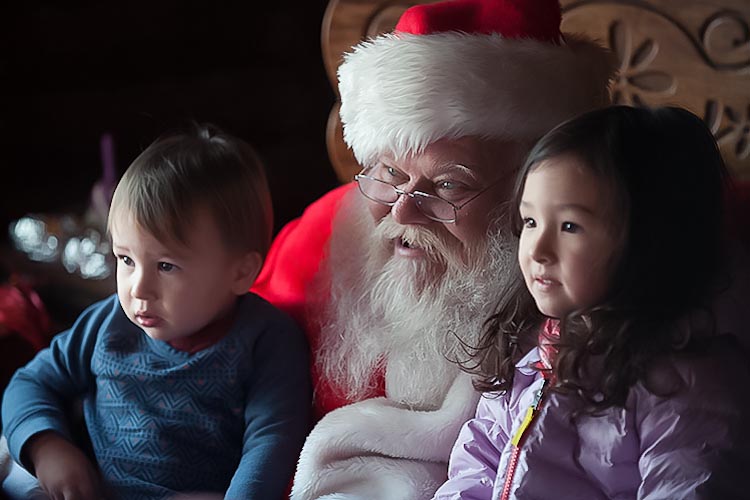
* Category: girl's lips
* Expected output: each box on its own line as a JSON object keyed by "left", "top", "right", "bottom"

{"left": 533, "top": 276, "right": 560, "bottom": 290}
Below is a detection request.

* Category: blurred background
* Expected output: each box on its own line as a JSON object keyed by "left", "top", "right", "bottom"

{"left": 0, "top": 1, "right": 339, "bottom": 347}
{"left": 1, "top": 0, "right": 338, "bottom": 237}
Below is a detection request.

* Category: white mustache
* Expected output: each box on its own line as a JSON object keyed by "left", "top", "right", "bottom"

{"left": 374, "top": 217, "right": 453, "bottom": 263}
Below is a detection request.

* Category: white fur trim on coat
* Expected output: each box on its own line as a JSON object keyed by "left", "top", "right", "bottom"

{"left": 338, "top": 32, "right": 617, "bottom": 167}
{"left": 291, "top": 372, "right": 480, "bottom": 500}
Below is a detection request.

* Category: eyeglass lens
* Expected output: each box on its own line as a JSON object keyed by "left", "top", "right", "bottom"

{"left": 357, "top": 176, "right": 456, "bottom": 222}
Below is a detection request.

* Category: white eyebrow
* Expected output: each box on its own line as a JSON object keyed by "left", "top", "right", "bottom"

{"left": 452, "top": 164, "right": 476, "bottom": 176}
{"left": 433, "top": 163, "right": 480, "bottom": 181}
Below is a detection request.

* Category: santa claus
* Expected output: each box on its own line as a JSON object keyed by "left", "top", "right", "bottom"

{"left": 251, "top": 0, "right": 616, "bottom": 498}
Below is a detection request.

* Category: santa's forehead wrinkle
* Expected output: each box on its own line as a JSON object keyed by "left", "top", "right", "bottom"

{"left": 381, "top": 140, "right": 489, "bottom": 180}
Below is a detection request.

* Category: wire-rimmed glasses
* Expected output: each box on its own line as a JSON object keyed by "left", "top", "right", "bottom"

{"left": 354, "top": 169, "right": 499, "bottom": 223}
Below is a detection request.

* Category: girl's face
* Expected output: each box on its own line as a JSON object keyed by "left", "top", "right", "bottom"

{"left": 518, "top": 154, "right": 620, "bottom": 319}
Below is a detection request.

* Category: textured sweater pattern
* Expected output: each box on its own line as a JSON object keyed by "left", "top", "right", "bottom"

{"left": 3, "top": 293, "right": 311, "bottom": 499}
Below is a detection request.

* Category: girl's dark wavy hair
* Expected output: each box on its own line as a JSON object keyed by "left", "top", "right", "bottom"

{"left": 466, "top": 105, "right": 732, "bottom": 410}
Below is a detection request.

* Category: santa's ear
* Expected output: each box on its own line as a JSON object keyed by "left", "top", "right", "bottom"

{"left": 231, "top": 251, "right": 263, "bottom": 295}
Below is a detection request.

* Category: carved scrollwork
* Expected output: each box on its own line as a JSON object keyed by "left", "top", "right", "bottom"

{"left": 609, "top": 20, "right": 676, "bottom": 105}
{"left": 564, "top": 0, "right": 750, "bottom": 70}
{"left": 707, "top": 100, "right": 750, "bottom": 160}
{"left": 701, "top": 11, "right": 750, "bottom": 69}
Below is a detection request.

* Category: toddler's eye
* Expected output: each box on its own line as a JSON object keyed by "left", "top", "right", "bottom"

{"left": 522, "top": 217, "right": 536, "bottom": 228}
{"left": 117, "top": 255, "right": 134, "bottom": 266}
{"left": 561, "top": 222, "right": 579, "bottom": 233}
{"left": 158, "top": 262, "right": 176, "bottom": 272}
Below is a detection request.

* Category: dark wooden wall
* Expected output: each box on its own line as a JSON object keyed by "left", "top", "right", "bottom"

{"left": 1, "top": 0, "right": 339, "bottom": 241}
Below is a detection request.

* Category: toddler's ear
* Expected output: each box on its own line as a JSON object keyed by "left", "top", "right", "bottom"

{"left": 231, "top": 251, "right": 263, "bottom": 295}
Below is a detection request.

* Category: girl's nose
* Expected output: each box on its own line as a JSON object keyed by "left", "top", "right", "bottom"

{"left": 529, "top": 230, "right": 555, "bottom": 264}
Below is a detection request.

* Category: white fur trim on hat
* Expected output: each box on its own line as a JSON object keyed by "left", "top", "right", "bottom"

{"left": 338, "top": 32, "right": 616, "bottom": 167}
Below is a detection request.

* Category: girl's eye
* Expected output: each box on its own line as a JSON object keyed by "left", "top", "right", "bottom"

{"left": 158, "top": 262, "right": 176, "bottom": 272}
{"left": 561, "top": 222, "right": 579, "bottom": 233}
{"left": 522, "top": 217, "right": 536, "bottom": 229}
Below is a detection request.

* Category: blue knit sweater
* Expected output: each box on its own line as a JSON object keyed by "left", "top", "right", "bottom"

{"left": 2, "top": 293, "right": 311, "bottom": 499}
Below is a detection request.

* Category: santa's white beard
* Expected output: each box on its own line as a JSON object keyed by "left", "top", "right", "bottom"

{"left": 315, "top": 192, "right": 514, "bottom": 410}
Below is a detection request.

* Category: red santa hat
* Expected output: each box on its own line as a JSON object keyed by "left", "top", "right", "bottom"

{"left": 338, "top": 0, "right": 617, "bottom": 167}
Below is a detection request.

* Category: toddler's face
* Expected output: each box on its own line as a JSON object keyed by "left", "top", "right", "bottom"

{"left": 110, "top": 207, "right": 251, "bottom": 342}
{"left": 518, "top": 154, "right": 619, "bottom": 319}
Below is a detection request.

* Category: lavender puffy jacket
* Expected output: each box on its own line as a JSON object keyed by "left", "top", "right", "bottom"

{"left": 433, "top": 335, "right": 750, "bottom": 500}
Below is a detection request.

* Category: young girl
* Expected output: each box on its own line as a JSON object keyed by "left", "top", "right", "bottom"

{"left": 433, "top": 105, "right": 750, "bottom": 499}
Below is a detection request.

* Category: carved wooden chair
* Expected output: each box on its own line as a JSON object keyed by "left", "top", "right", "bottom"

{"left": 321, "top": 0, "right": 750, "bottom": 183}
